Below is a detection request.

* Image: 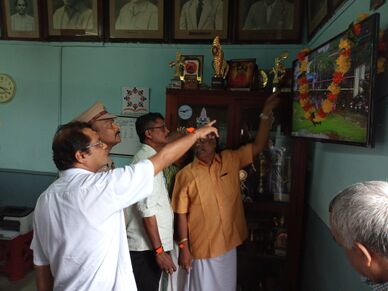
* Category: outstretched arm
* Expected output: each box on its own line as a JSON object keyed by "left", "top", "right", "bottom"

{"left": 149, "top": 121, "right": 218, "bottom": 175}
{"left": 252, "top": 92, "right": 281, "bottom": 157}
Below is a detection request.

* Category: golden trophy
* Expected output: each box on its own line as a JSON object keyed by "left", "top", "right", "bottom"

{"left": 211, "top": 36, "right": 229, "bottom": 89}
{"left": 269, "top": 51, "right": 289, "bottom": 92}
{"left": 169, "top": 51, "right": 184, "bottom": 89}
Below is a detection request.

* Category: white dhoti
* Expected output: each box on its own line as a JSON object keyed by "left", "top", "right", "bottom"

{"left": 184, "top": 248, "right": 237, "bottom": 291}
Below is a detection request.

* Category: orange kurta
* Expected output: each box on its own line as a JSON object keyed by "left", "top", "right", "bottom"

{"left": 171, "top": 144, "right": 252, "bottom": 259}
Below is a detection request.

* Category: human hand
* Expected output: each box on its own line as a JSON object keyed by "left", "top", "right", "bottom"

{"left": 178, "top": 247, "right": 192, "bottom": 273}
{"left": 262, "top": 92, "right": 281, "bottom": 115}
{"left": 155, "top": 252, "right": 176, "bottom": 274}
{"left": 195, "top": 120, "right": 219, "bottom": 139}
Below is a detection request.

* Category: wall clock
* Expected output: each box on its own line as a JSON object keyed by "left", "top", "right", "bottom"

{"left": 0, "top": 74, "right": 16, "bottom": 103}
{"left": 178, "top": 104, "right": 193, "bottom": 120}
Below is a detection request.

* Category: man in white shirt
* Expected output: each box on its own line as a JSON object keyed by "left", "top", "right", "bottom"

{"left": 243, "top": 0, "right": 294, "bottom": 30}
{"left": 126, "top": 113, "right": 176, "bottom": 291}
{"left": 53, "top": 0, "right": 93, "bottom": 30}
{"left": 115, "top": 0, "right": 158, "bottom": 30}
{"left": 179, "top": 0, "right": 223, "bottom": 30}
{"left": 31, "top": 120, "right": 218, "bottom": 291}
{"left": 11, "top": 0, "right": 35, "bottom": 31}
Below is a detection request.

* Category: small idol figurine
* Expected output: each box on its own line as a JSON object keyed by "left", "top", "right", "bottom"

{"left": 270, "top": 51, "right": 289, "bottom": 92}
{"left": 211, "top": 36, "right": 229, "bottom": 88}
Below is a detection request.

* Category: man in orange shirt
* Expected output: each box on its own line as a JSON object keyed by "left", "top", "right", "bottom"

{"left": 171, "top": 93, "right": 279, "bottom": 291}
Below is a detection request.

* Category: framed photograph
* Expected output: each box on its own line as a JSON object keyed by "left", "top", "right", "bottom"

{"left": 307, "top": 0, "right": 329, "bottom": 39}
{"left": 227, "top": 59, "right": 256, "bottom": 90}
{"left": 2, "top": 0, "right": 40, "bottom": 39}
{"left": 109, "top": 0, "right": 164, "bottom": 40}
{"left": 46, "top": 0, "right": 102, "bottom": 40}
{"left": 330, "top": 0, "right": 346, "bottom": 12}
{"left": 110, "top": 116, "right": 141, "bottom": 156}
{"left": 236, "top": 0, "right": 301, "bottom": 43}
{"left": 180, "top": 55, "right": 204, "bottom": 83}
{"left": 173, "top": 0, "right": 229, "bottom": 41}
{"left": 370, "top": 0, "right": 385, "bottom": 10}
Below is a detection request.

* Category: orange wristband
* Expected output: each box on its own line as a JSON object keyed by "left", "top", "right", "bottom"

{"left": 154, "top": 245, "right": 164, "bottom": 255}
{"left": 186, "top": 127, "right": 196, "bottom": 134}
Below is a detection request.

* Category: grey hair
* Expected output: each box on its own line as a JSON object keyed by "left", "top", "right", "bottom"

{"left": 329, "top": 181, "right": 388, "bottom": 257}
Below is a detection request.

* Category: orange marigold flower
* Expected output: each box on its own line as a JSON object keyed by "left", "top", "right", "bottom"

{"left": 299, "top": 84, "right": 309, "bottom": 93}
{"left": 322, "top": 100, "right": 333, "bottom": 113}
{"left": 300, "top": 61, "right": 308, "bottom": 72}
{"left": 339, "top": 38, "right": 351, "bottom": 50}
{"left": 339, "top": 48, "right": 351, "bottom": 57}
{"left": 304, "top": 111, "right": 313, "bottom": 120}
{"left": 352, "top": 24, "right": 362, "bottom": 36}
{"left": 317, "top": 110, "right": 327, "bottom": 118}
{"left": 355, "top": 13, "right": 369, "bottom": 24}
{"left": 332, "top": 72, "right": 344, "bottom": 84}
{"left": 328, "top": 83, "right": 341, "bottom": 95}
{"left": 298, "top": 77, "right": 308, "bottom": 85}
{"left": 327, "top": 93, "right": 337, "bottom": 101}
{"left": 379, "top": 41, "right": 386, "bottom": 52}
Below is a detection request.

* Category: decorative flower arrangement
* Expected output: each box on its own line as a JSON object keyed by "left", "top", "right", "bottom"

{"left": 296, "top": 13, "right": 387, "bottom": 124}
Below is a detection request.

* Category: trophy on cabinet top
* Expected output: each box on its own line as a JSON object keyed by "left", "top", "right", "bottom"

{"left": 211, "top": 36, "right": 229, "bottom": 89}
{"left": 169, "top": 51, "right": 184, "bottom": 89}
{"left": 269, "top": 51, "right": 289, "bottom": 92}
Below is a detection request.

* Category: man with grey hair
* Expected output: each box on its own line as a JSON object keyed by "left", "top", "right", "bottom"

{"left": 329, "top": 181, "right": 388, "bottom": 290}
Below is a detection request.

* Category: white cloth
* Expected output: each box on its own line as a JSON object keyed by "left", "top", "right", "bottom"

{"left": 53, "top": 2, "right": 93, "bottom": 30}
{"left": 31, "top": 160, "right": 154, "bottom": 291}
{"left": 126, "top": 144, "right": 173, "bottom": 251}
{"left": 11, "top": 13, "right": 34, "bottom": 31}
{"left": 115, "top": 0, "right": 158, "bottom": 30}
{"left": 183, "top": 248, "right": 237, "bottom": 291}
{"left": 159, "top": 242, "right": 188, "bottom": 291}
{"left": 179, "top": 0, "right": 223, "bottom": 30}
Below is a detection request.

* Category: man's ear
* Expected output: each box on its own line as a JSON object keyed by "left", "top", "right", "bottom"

{"left": 144, "top": 129, "right": 152, "bottom": 140}
{"left": 75, "top": 150, "right": 87, "bottom": 164}
{"left": 354, "top": 241, "right": 373, "bottom": 267}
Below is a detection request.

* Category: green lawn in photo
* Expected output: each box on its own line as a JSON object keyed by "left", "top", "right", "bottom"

{"left": 292, "top": 101, "right": 367, "bottom": 143}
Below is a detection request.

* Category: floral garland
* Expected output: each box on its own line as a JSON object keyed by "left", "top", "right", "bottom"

{"left": 296, "top": 13, "right": 387, "bottom": 124}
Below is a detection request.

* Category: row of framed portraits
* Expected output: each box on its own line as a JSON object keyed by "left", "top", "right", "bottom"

{"left": 2, "top": 0, "right": 380, "bottom": 43}
{"left": 0, "top": 0, "right": 304, "bottom": 43}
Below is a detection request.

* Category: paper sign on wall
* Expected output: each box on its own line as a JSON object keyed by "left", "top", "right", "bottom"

{"left": 121, "top": 87, "right": 149, "bottom": 116}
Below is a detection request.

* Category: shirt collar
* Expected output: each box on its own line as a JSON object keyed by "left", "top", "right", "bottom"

{"left": 193, "top": 153, "right": 221, "bottom": 167}
{"left": 59, "top": 167, "right": 93, "bottom": 177}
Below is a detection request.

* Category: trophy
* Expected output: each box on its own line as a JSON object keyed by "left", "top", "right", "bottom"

{"left": 269, "top": 51, "right": 289, "bottom": 92}
{"left": 169, "top": 51, "right": 184, "bottom": 89}
{"left": 211, "top": 36, "right": 229, "bottom": 89}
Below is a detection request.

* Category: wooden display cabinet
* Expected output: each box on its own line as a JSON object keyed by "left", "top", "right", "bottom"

{"left": 165, "top": 88, "right": 307, "bottom": 291}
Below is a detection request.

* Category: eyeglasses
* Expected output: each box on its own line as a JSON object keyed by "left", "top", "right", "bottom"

{"left": 84, "top": 140, "right": 104, "bottom": 150}
{"left": 146, "top": 124, "right": 167, "bottom": 131}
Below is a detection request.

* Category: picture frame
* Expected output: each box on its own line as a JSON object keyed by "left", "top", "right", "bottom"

{"left": 236, "top": 0, "right": 302, "bottom": 43}
{"left": 330, "top": 0, "right": 346, "bottom": 13}
{"left": 227, "top": 59, "right": 256, "bottom": 90}
{"left": 2, "top": 0, "right": 41, "bottom": 39}
{"left": 109, "top": 0, "right": 164, "bottom": 41}
{"left": 173, "top": 0, "right": 229, "bottom": 41}
{"left": 307, "top": 0, "right": 329, "bottom": 39}
{"left": 180, "top": 55, "right": 204, "bottom": 83}
{"left": 45, "top": 0, "right": 102, "bottom": 40}
{"left": 370, "top": 0, "right": 386, "bottom": 10}
{"left": 110, "top": 115, "right": 141, "bottom": 156}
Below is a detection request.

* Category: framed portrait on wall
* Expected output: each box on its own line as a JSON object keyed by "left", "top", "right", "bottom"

{"left": 109, "top": 0, "right": 164, "bottom": 40}
{"left": 1, "top": 0, "right": 40, "bottom": 39}
{"left": 370, "top": 0, "right": 386, "bottom": 10}
{"left": 236, "top": 0, "right": 302, "bottom": 43}
{"left": 330, "top": 0, "right": 346, "bottom": 13}
{"left": 45, "top": 0, "right": 102, "bottom": 40}
{"left": 307, "top": 0, "right": 329, "bottom": 39}
{"left": 173, "top": 0, "right": 229, "bottom": 41}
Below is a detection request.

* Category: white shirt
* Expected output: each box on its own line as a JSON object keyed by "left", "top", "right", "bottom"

{"left": 31, "top": 160, "right": 154, "bottom": 291}
{"left": 115, "top": 0, "right": 158, "bottom": 30}
{"left": 11, "top": 13, "right": 35, "bottom": 31}
{"left": 126, "top": 144, "right": 173, "bottom": 251}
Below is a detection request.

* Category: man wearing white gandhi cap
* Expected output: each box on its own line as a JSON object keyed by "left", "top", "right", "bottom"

{"left": 73, "top": 101, "right": 121, "bottom": 171}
